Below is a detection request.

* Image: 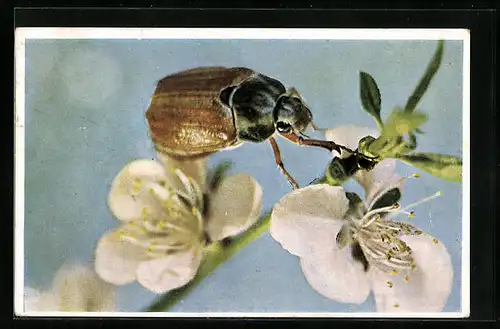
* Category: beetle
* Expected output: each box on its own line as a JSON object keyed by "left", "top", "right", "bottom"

{"left": 146, "top": 66, "right": 350, "bottom": 189}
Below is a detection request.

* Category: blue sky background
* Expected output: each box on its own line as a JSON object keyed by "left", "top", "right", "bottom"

{"left": 23, "top": 38, "right": 463, "bottom": 313}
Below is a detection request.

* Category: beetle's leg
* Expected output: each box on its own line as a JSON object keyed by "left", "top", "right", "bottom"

{"left": 280, "top": 132, "right": 356, "bottom": 155}
{"left": 269, "top": 137, "right": 300, "bottom": 190}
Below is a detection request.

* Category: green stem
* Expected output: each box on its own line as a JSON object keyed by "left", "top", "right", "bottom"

{"left": 144, "top": 211, "right": 272, "bottom": 312}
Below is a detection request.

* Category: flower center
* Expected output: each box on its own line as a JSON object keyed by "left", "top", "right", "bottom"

{"left": 117, "top": 167, "right": 205, "bottom": 257}
{"left": 347, "top": 187, "right": 442, "bottom": 278}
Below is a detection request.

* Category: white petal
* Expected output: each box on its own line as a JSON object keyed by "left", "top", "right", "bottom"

{"left": 28, "top": 291, "right": 59, "bottom": 312}
{"left": 136, "top": 248, "right": 203, "bottom": 293}
{"left": 206, "top": 174, "right": 263, "bottom": 241}
{"left": 300, "top": 250, "right": 371, "bottom": 304}
{"left": 108, "top": 159, "right": 172, "bottom": 222}
{"left": 270, "top": 184, "right": 348, "bottom": 258}
{"left": 23, "top": 287, "right": 47, "bottom": 312}
{"left": 51, "top": 265, "right": 115, "bottom": 311}
{"left": 370, "top": 234, "right": 453, "bottom": 313}
{"left": 359, "top": 162, "right": 400, "bottom": 207}
{"left": 94, "top": 226, "right": 149, "bottom": 285}
{"left": 324, "top": 125, "right": 379, "bottom": 157}
{"left": 156, "top": 152, "right": 208, "bottom": 191}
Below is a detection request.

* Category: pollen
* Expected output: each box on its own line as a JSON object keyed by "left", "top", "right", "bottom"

{"left": 191, "top": 207, "right": 200, "bottom": 216}
{"left": 386, "top": 281, "right": 393, "bottom": 288}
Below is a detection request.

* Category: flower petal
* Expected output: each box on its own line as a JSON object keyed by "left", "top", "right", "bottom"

{"left": 156, "top": 152, "right": 208, "bottom": 191}
{"left": 136, "top": 248, "right": 202, "bottom": 293}
{"left": 270, "top": 184, "right": 349, "bottom": 258}
{"left": 51, "top": 265, "right": 116, "bottom": 311}
{"left": 325, "top": 125, "right": 379, "bottom": 157}
{"left": 23, "top": 287, "right": 53, "bottom": 312}
{"left": 94, "top": 225, "right": 149, "bottom": 285}
{"left": 206, "top": 174, "right": 263, "bottom": 241}
{"left": 359, "top": 162, "right": 400, "bottom": 207}
{"left": 108, "top": 159, "right": 172, "bottom": 222}
{"left": 300, "top": 250, "right": 371, "bottom": 304}
{"left": 369, "top": 234, "right": 453, "bottom": 313}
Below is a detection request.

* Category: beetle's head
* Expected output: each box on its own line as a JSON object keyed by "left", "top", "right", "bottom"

{"left": 273, "top": 88, "right": 313, "bottom": 136}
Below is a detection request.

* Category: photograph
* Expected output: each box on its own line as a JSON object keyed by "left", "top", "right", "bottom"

{"left": 14, "top": 28, "right": 469, "bottom": 317}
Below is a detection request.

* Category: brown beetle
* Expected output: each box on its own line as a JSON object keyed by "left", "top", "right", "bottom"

{"left": 146, "top": 67, "right": 348, "bottom": 189}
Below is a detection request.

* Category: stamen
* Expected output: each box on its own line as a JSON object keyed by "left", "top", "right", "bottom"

{"left": 400, "top": 191, "right": 442, "bottom": 213}
{"left": 386, "top": 281, "right": 393, "bottom": 288}
{"left": 361, "top": 204, "right": 400, "bottom": 225}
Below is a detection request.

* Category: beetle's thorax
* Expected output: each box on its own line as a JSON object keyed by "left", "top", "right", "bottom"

{"left": 226, "top": 73, "right": 286, "bottom": 142}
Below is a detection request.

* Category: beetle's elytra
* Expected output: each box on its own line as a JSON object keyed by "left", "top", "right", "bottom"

{"left": 146, "top": 66, "right": 347, "bottom": 189}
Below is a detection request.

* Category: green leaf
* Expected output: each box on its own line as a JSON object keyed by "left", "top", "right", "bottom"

{"left": 382, "top": 109, "right": 428, "bottom": 139}
{"left": 359, "top": 71, "right": 383, "bottom": 130}
{"left": 209, "top": 161, "right": 233, "bottom": 189}
{"left": 404, "top": 40, "right": 444, "bottom": 113}
{"left": 398, "top": 152, "right": 462, "bottom": 182}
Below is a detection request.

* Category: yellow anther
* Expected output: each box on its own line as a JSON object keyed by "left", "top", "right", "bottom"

{"left": 403, "top": 275, "right": 409, "bottom": 283}
{"left": 393, "top": 303, "right": 400, "bottom": 308}
{"left": 158, "top": 180, "right": 166, "bottom": 187}
{"left": 391, "top": 269, "right": 398, "bottom": 275}
{"left": 415, "top": 230, "right": 423, "bottom": 235}
{"left": 413, "top": 173, "right": 421, "bottom": 178}
{"left": 411, "top": 264, "right": 417, "bottom": 271}
{"left": 191, "top": 207, "right": 199, "bottom": 216}
{"left": 158, "top": 220, "right": 166, "bottom": 229}
{"left": 432, "top": 238, "right": 439, "bottom": 244}
{"left": 149, "top": 187, "right": 155, "bottom": 195}
{"left": 133, "top": 177, "right": 142, "bottom": 184}
{"left": 386, "top": 281, "right": 393, "bottom": 288}
{"left": 142, "top": 207, "right": 149, "bottom": 216}
{"left": 408, "top": 211, "right": 415, "bottom": 219}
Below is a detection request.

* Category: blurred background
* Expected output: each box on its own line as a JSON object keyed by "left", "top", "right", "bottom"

{"left": 23, "top": 38, "right": 463, "bottom": 313}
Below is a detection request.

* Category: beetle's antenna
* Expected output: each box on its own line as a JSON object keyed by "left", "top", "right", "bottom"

{"left": 310, "top": 122, "right": 326, "bottom": 132}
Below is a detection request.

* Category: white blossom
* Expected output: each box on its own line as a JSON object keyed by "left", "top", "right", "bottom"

{"left": 24, "top": 264, "right": 115, "bottom": 312}
{"left": 95, "top": 153, "right": 262, "bottom": 293}
{"left": 270, "top": 126, "right": 453, "bottom": 312}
